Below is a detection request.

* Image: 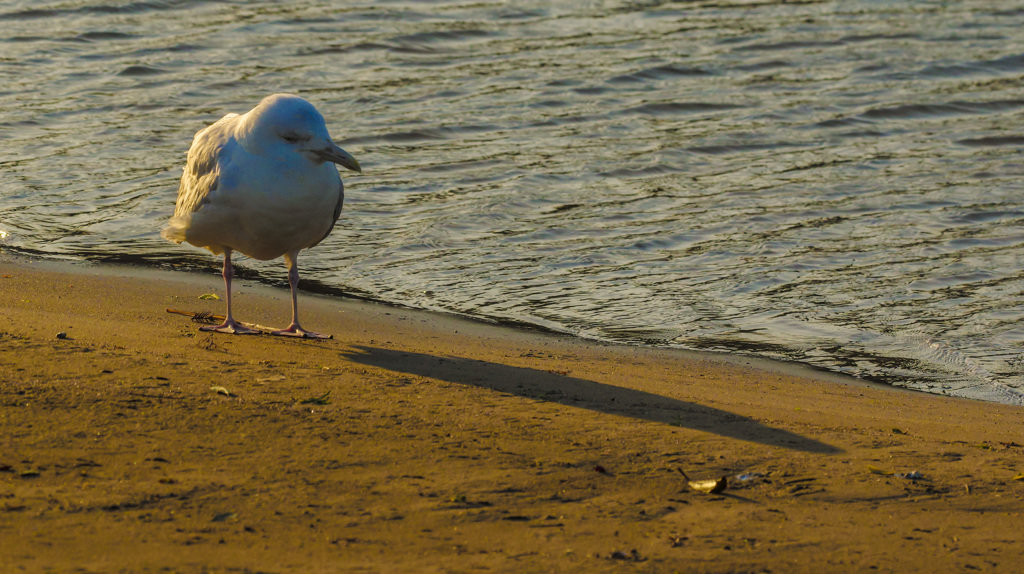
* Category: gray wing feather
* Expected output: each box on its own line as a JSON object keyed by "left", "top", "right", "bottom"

{"left": 311, "top": 180, "right": 345, "bottom": 248}
{"left": 161, "top": 114, "right": 237, "bottom": 243}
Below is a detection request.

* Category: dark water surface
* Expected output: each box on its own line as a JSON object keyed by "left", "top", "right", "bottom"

{"left": 3, "top": 0, "right": 1024, "bottom": 402}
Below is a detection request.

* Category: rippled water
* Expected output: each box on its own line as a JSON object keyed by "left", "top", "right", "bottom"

{"left": 3, "top": 0, "right": 1024, "bottom": 402}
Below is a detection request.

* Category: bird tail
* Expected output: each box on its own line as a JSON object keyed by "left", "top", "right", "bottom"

{"left": 161, "top": 216, "right": 189, "bottom": 244}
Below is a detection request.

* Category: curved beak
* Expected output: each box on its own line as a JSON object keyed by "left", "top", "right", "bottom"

{"left": 315, "top": 142, "right": 361, "bottom": 173}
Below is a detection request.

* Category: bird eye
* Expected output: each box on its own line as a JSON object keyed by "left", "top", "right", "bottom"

{"left": 282, "top": 133, "right": 302, "bottom": 143}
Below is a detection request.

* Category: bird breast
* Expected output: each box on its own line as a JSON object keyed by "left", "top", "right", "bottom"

{"left": 207, "top": 154, "right": 342, "bottom": 261}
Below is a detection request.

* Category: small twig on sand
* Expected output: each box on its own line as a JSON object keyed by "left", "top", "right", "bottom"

{"left": 166, "top": 308, "right": 222, "bottom": 324}
{"left": 166, "top": 308, "right": 274, "bottom": 333}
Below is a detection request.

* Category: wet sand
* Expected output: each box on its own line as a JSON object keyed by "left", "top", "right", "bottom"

{"left": 2, "top": 255, "right": 1023, "bottom": 573}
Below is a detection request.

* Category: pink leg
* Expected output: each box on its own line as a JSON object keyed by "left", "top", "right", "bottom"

{"left": 201, "top": 249, "right": 260, "bottom": 335}
{"left": 272, "top": 252, "right": 331, "bottom": 339}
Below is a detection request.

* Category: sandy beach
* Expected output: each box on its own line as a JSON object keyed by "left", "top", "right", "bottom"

{"left": 2, "top": 254, "right": 1024, "bottom": 573}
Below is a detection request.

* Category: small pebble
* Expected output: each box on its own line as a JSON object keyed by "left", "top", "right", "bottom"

{"left": 55, "top": 332, "right": 67, "bottom": 339}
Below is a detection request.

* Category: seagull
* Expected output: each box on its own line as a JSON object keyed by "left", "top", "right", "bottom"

{"left": 162, "top": 93, "right": 361, "bottom": 339}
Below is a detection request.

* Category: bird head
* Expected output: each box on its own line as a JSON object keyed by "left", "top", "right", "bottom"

{"left": 244, "top": 93, "right": 362, "bottom": 173}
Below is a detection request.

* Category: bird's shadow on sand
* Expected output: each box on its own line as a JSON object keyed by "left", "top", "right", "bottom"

{"left": 340, "top": 345, "right": 840, "bottom": 454}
